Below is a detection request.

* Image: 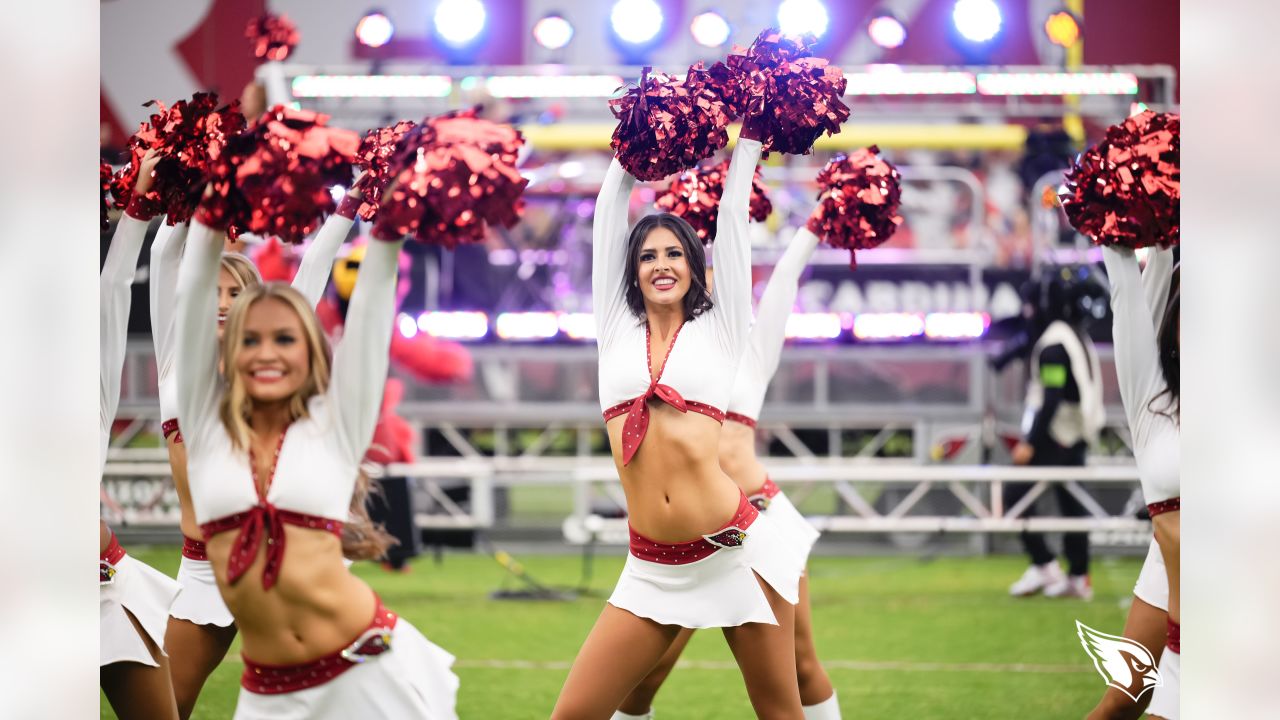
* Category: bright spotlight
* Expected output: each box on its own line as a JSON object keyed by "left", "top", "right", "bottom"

{"left": 867, "top": 14, "right": 906, "bottom": 49}
{"left": 1044, "top": 10, "right": 1080, "bottom": 48}
{"left": 434, "top": 0, "right": 487, "bottom": 47}
{"left": 690, "top": 11, "right": 731, "bottom": 48}
{"left": 952, "top": 0, "right": 1002, "bottom": 43}
{"left": 355, "top": 11, "right": 394, "bottom": 48}
{"left": 533, "top": 14, "right": 574, "bottom": 50}
{"left": 611, "top": 0, "right": 664, "bottom": 46}
{"left": 777, "top": 0, "right": 829, "bottom": 40}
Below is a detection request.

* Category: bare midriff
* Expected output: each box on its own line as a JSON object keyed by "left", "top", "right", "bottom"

{"left": 205, "top": 525, "right": 377, "bottom": 665}
{"left": 717, "top": 420, "right": 768, "bottom": 496}
{"left": 1153, "top": 511, "right": 1179, "bottom": 627}
{"left": 166, "top": 436, "right": 202, "bottom": 541}
{"left": 608, "top": 405, "right": 743, "bottom": 543}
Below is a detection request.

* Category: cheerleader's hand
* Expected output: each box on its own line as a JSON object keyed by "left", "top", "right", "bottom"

{"left": 133, "top": 148, "right": 161, "bottom": 197}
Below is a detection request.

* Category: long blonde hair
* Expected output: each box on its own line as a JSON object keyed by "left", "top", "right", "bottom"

{"left": 220, "top": 252, "right": 263, "bottom": 291}
{"left": 218, "top": 283, "right": 331, "bottom": 450}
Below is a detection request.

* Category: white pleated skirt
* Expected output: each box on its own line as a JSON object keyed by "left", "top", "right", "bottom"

{"left": 1147, "top": 647, "right": 1179, "bottom": 719}
{"left": 1133, "top": 539, "right": 1169, "bottom": 611}
{"left": 100, "top": 553, "right": 182, "bottom": 667}
{"left": 762, "top": 490, "right": 821, "bottom": 568}
{"left": 171, "top": 556, "right": 236, "bottom": 627}
{"left": 608, "top": 512, "right": 805, "bottom": 628}
{"left": 233, "top": 617, "right": 459, "bottom": 720}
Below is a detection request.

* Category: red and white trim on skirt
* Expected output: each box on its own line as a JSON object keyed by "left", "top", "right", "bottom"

{"left": 628, "top": 493, "right": 759, "bottom": 565}
{"left": 100, "top": 533, "right": 126, "bottom": 584}
{"left": 747, "top": 477, "right": 781, "bottom": 512}
{"left": 241, "top": 597, "right": 397, "bottom": 695}
{"left": 725, "top": 411, "right": 757, "bottom": 428}
{"left": 182, "top": 536, "right": 208, "bottom": 561}
{"left": 1147, "top": 497, "right": 1180, "bottom": 518}
{"left": 1167, "top": 618, "right": 1180, "bottom": 653}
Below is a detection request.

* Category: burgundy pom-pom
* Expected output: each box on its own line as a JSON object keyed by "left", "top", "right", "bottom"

{"left": 712, "top": 29, "right": 849, "bottom": 157}
{"left": 111, "top": 93, "right": 247, "bottom": 225}
{"left": 373, "top": 107, "right": 528, "bottom": 248}
{"left": 246, "top": 13, "right": 300, "bottom": 62}
{"left": 609, "top": 64, "right": 734, "bottom": 181}
{"left": 353, "top": 120, "right": 417, "bottom": 222}
{"left": 1060, "top": 110, "right": 1180, "bottom": 249}
{"left": 807, "top": 146, "right": 903, "bottom": 268}
{"left": 654, "top": 159, "right": 772, "bottom": 244}
{"left": 201, "top": 105, "right": 358, "bottom": 243}
{"left": 100, "top": 161, "right": 113, "bottom": 231}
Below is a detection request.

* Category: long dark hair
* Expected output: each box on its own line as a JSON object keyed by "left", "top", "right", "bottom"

{"left": 1150, "top": 264, "right": 1180, "bottom": 419}
{"left": 622, "top": 213, "right": 713, "bottom": 321}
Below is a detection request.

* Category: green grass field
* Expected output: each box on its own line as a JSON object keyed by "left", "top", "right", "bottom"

{"left": 103, "top": 547, "right": 1143, "bottom": 719}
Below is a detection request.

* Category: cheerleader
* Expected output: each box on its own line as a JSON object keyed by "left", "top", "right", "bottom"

{"left": 101, "top": 150, "right": 182, "bottom": 720}
{"left": 615, "top": 223, "right": 838, "bottom": 720}
{"left": 1102, "top": 245, "right": 1179, "bottom": 719}
{"left": 173, "top": 193, "right": 458, "bottom": 718}
{"left": 153, "top": 188, "right": 361, "bottom": 718}
{"left": 552, "top": 132, "right": 807, "bottom": 720}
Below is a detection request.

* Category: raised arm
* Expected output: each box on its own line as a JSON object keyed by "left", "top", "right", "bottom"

{"left": 100, "top": 209, "right": 153, "bottom": 472}
{"left": 328, "top": 234, "right": 405, "bottom": 462}
{"left": 748, "top": 225, "right": 820, "bottom": 384}
{"left": 592, "top": 159, "right": 637, "bottom": 342}
{"left": 1141, "top": 246, "right": 1175, "bottom": 331}
{"left": 709, "top": 137, "right": 763, "bottom": 348}
{"left": 149, "top": 220, "right": 190, "bottom": 396}
{"left": 174, "top": 218, "right": 226, "bottom": 442}
{"left": 1102, "top": 246, "right": 1164, "bottom": 434}
{"left": 291, "top": 191, "right": 361, "bottom": 307}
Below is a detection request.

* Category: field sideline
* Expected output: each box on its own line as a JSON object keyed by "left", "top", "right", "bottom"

{"left": 103, "top": 547, "right": 1144, "bottom": 719}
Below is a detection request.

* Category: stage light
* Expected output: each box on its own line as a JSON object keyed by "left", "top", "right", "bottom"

{"left": 852, "top": 313, "right": 925, "bottom": 340}
{"left": 777, "top": 0, "right": 829, "bottom": 39}
{"left": 484, "top": 74, "right": 623, "bottom": 98}
{"left": 690, "top": 11, "right": 731, "bottom": 48}
{"left": 434, "top": 0, "right": 487, "bottom": 47}
{"left": 290, "top": 74, "right": 453, "bottom": 98}
{"left": 610, "top": 0, "right": 663, "bottom": 46}
{"left": 418, "top": 311, "right": 489, "bottom": 340}
{"left": 975, "top": 72, "right": 1138, "bottom": 96}
{"left": 843, "top": 66, "right": 977, "bottom": 95}
{"left": 329, "top": 185, "right": 346, "bottom": 203}
{"left": 355, "top": 11, "right": 394, "bottom": 48}
{"left": 559, "top": 312, "right": 597, "bottom": 340}
{"left": 867, "top": 14, "right": 906, "bottom": 49}
{"left": 952, "top": 0, "right": 1002, "bottom": 43}
{"left": 784, "top": 313, "right": 843, "bottom": 340}
{"left": 1044, "top": 10, "right": 1080, "bottom": 48}
{"left": 397, "top": 313, "right": 419, "bottom": 339}
{"left": 924, "top": 312, "right": 990, "bottom": 339}
{"left": 533, "top": 13, "right": 574, "bottom": 50}
{"left": 496, "top": 312, "right": 560, "bottom": 340}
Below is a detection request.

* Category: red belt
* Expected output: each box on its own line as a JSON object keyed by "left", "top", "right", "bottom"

{"left": 1147, "top": 497, "right": 1180, "bottom": 518}
{"left": 182, "top": 536, "right": 208, "bottom": 561}
{"left": 1167, "top": 619, "right": 1180, "bottom": 654}
{"left": 100, "top": 533, "right": 126, "bottom": 584}
{"left": 162, "top": 418, "right": 183, "bottom": 444}
{"left": 628, "top": 493, "right": 759, "bottom": 565}
{"left": 200, "top": 505, "right": 343, "bottom": 590}
{"left": 747, "top": 477, "right": 781, "bottom": 511}
{"left": 242, "top": 597, "right": 397, "bottom": 695}
{"left": 725, "top": 411, "right": 757, "bottom": 428}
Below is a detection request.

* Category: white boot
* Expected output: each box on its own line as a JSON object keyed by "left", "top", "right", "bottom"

{"left": 802, "top": 691, "right": 841, "bottom": 720}
{"left": 1008, "top": 561, "right": 1065, "bottom": 597}
{"left": 610, "top": 711, "right": 654, "bottom": 720}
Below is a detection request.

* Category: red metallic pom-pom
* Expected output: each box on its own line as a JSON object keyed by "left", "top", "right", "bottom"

{"left": 712, "top": 29, "right": 849, "bottom": 157}
{"left": 100, "top": 161, "right": 114, "bottom": 231}
{"left": 653, "top": 159, "right": 772, "bottom": 244}
{"left": 373, "top": 108, "right": 528, "bottom": 248}
{"left": 112, "top": 93, "right": 247, "bottom": 225}
{"left": 609, "top": 64, "right": 734, "bottom": 182}
{"left": 246, "top": 14, "right": 299, "bottom": 62}
{"left": 807, "top": 146, "right": 903, "bottom": 268}
{"left": 1060, "top": 110, "right": 1180, "bottom": 249}
{"left": 353, "top": 120, "right": 417, "bottom": 222}
{"left": 201, "top": 105, "right": 358, "bottom": 243}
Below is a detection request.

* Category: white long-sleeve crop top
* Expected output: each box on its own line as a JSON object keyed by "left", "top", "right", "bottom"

{"left": 594, "top": 139, "right": 760, "bottom": 464}
{"left": 1103, "top": 246, "right": 1179, "bottom": 512}
{"left": 725, "top": 227, "right": 821, "bottom": 425}
{"left": 100, "top": 211, "right": 150, "bottom": 475}
{"left": 175, "top": 218, "right": 401, "bottom": 531}
{"left": 152, "top": 209, "right": 353, "bottom": 440}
